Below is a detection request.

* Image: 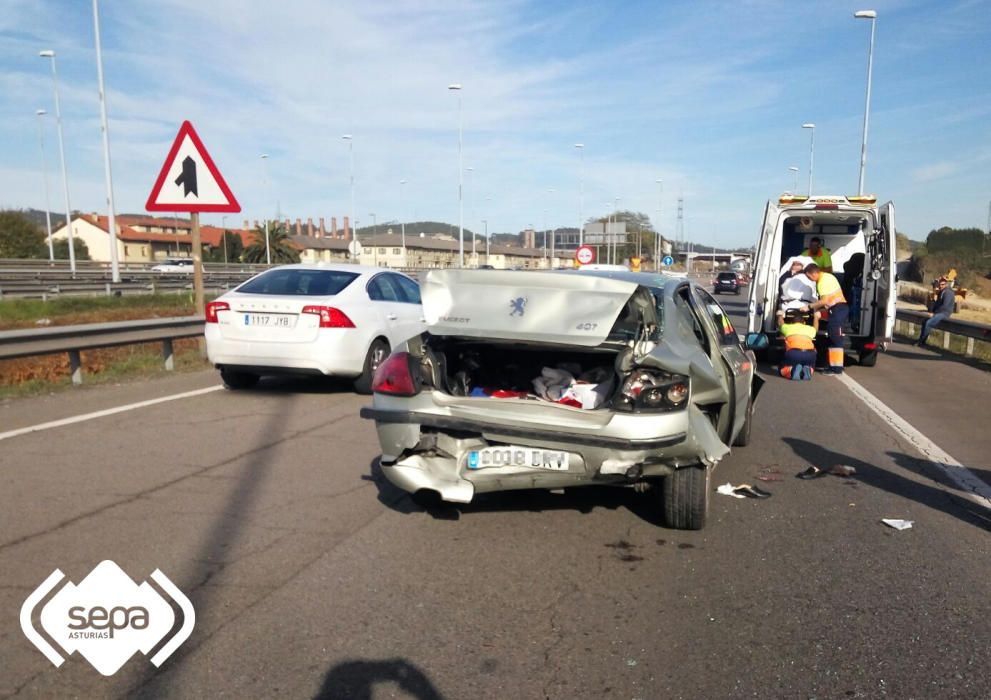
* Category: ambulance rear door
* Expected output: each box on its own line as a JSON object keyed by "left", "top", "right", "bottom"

{"left": 747, "top": 199, "right": 780, "bottom": 334}
{"left": 877, "top": 201, "right": 897, "bottom": 344}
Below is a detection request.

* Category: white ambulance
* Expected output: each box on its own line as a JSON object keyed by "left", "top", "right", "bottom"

{"left": 746, "top": 194, "right": 897, "bottom": 367}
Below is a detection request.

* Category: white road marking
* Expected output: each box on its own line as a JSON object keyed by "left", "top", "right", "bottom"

{"left": 834, "top": 372, "right": 991, "bottom": 510}
{"left": 0, "top": 385, "right": 224, "bottom": 442}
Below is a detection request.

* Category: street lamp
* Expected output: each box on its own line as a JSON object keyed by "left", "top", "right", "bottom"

{"left": 93, "top": 0, "right": 120, "bottom": 283}
{"left": 602, "top": 203, "right": 613, "bottom": 265}
{"left": 788, "top": 166, "right": 800, "bottom": 193}
{"left": 855, "top": 9, "right": 878, "bottom": 195}
{"left": 547, "top": 188, "right": 556, "bottom": 261}
{"left": 448, "top": 83, "right": 464, "bottom": 267}
{"left": 342, "top": 134, "right": 355, "bottom": 258}
{"left": 35, "top": 109, "right": 54, "bottom": 261}
{"left": 466, "top": 166, "right": 475, "bottom": 263}
{"left": 484, "top": 196, "right": 492, "bottom": 260}
{"left": 260, "top": 154, "right": 271, "bottom": 264}
{"left": 575, "top": 144, "right": 585, "bottom": 246}
{"left": 38, "top": 49, "right": 75, "bottom": 275}
{"left": 399, "top": 179, "right": 407, "bottom": 257}
{"left": 655, "top": 179, "right": 663, "bottom": 271}
{"left": 613, "top": 196, "right": 621, "bottom": 265}
{"left": 802, "top": 123, "right": 816, "bottom": 196}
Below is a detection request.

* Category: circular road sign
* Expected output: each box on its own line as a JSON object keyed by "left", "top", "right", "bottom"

{"left": 662, "top": 255, "right": 674, "bottom": 266}
{"left": 575, "top": 245, "right": 595, "bottom": 265}
{"left": 347, "top": 240, "right": 364, "bottom": 257}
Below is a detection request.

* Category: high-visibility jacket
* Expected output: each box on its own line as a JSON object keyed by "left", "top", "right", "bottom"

{"left": 802, "top": 247, "right": 832, "bottom": 270}
{"left": 816, "top": 272, "right": 846, "bottom": 308}
{"left": 780, "top": 322, "right": 816, "bottom": 350}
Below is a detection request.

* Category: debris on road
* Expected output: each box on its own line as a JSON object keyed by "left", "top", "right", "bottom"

{"left": 756, "top": 466, "right": 783, "bottom": 482}
{"left": 830, "top": 464, "right": 857, "bottom": 477}
{"left": 797, "top": 466, "right": 827, "bottom": 480}
{"left": 716, "top": 483, "right": 772, "bottom": 499}
{"left": 881, "top": 518, "right": 914, "bottom": 530}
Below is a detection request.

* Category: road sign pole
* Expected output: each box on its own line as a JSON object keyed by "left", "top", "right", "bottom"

{"left": 191, "top": 212, "right": 204, "bottom": 317}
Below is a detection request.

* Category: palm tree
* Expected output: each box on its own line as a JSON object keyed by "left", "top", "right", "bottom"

{"left": 242, "top": 220, "right": 300, "bottom": 264}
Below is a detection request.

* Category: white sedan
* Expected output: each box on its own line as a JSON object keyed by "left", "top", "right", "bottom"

{"left": 205, "top": 264, "right": 424, "bottom": 392}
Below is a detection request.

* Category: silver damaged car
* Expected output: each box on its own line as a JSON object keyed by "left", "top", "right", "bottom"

{"left": 360, "top": 270, "right": 763, "bottom": 529}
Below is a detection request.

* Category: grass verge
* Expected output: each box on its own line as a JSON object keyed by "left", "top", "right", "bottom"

{"left": 0, "top": 293, "right": 213, "bottom": 330}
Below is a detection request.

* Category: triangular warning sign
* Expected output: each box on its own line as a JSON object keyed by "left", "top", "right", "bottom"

{"left": 145, "top": 121, "right": 241, "bottom": 213}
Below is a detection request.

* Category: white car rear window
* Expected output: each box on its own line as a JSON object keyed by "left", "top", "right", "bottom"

{"left": 238, "top": 269, "right": 359, "bottom": 296}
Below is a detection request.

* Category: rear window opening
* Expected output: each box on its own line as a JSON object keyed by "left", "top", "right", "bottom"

{"left": 237, "top": 269, "right": 359, "bottom": 296}
{"left": 779, "top": 214, "right": 868, "bottom": 274}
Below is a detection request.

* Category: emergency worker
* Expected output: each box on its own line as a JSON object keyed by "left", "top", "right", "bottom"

{"left": 801, "top": 237, "right": 833, "bottom": 272}
{"left": 803, "top": 263, "right": 847, "bottom": 374}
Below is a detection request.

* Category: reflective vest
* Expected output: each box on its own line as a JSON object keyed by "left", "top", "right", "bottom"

{"left": 802, "top": 247, "right": 832, "bottom": 270}
{"left": 816, "top": 272, "right": 846, "bottom": 308}
{"left": 780, "top": 322, "right": 816, "bottom": 350}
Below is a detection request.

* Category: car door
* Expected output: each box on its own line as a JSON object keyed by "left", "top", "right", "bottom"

{"left": 388, "top": 273, "right": 426, "bottom": 343}
{"left": 365, "top": 274, "right": 409, "bottom": 348}
{"left": 691, "top": 287, "right": 752, "bottom": 442}
{"left": 877, "top": 202, "right": 897, "bottom": 344}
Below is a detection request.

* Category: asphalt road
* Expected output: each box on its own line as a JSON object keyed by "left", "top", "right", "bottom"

{"left": 1, "top": 294, "right": 989, "bottom": 699}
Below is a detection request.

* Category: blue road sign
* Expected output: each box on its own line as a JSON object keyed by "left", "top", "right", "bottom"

{"left": 662, "top": 255, "right": 674, "bottom": 266}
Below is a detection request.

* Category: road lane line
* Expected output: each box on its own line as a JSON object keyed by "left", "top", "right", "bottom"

{"left": 0, "top": 385, "right": 224, "bottom": 442}
{"left": 834, "top": 372, "right": 991, "bottom": 510}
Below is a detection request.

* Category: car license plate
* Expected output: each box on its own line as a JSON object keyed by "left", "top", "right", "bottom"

{"left": 466, "top": 446, "right": 570, "bottom": 471}
{"left": 243, "top": 313, "right": 294, "bottom": 328}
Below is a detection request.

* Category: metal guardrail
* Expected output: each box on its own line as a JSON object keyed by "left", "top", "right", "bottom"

{"left": 0, "top": 316, "right": 205, "bottom": 385}
{"left": 894, "top": 308, "right": 991, "bottom": 356}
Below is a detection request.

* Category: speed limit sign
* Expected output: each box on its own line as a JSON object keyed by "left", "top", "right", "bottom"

{"left": 575, "top": 245, "right": 595, "bottom": 265}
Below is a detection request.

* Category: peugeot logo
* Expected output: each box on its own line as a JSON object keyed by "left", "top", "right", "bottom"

{"left": 509, "top": 297, "right": 527, "bottom": 317}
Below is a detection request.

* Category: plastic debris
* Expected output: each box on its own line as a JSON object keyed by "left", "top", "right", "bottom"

{"left": 830, "top": 464, "right": 857, "bottom": 477}
{"left": 717, "top": 483, "right": 746, "bottom": 499}
{"left": 881, "top": 519, "right": 913, "bottom": 530}
{"left": 717, "top": 483, "right": 772, "bottom": 499}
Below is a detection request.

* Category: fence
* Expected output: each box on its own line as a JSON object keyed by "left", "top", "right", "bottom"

{"left": 0, "top": 316, "right": 204, "bottom": 385}
{"left": 894, "top": 308, "right": 991, "bottom": 358}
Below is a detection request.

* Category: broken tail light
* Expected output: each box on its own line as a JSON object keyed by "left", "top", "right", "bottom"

{"left": 372, "top": 352, "right": 420, "bottom": 396}
{"left": 613, "top": 370, "right": 690, "bottom": 412}
{"left": 205, "top": 301, "right": 229, "bottom": 323}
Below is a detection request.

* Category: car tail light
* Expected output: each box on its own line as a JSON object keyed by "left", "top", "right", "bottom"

{"left": 302, "top": 305, "right": 355, "bottom": 328}
{"left": 613, "top": 370, "right": 690, "bottom": 412}
{"left": 205, "top": 301, "right": 229, "bottom": 323}
{"left": 863, "top": 342, "right": 877, "bottom": 350}
{"left": 372, "top": 352, "right": 419, "bottom": 396}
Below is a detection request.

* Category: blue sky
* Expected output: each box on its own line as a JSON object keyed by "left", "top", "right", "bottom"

{"left": 1, "top": 0, "right": 989, "bottom": 248}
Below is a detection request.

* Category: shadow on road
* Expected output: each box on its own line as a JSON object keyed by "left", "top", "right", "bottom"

{"left": 365, "top": 458, "right": 664, "bottom": 526}
{"left": 886, "top": 337, "right": 991, "bottom": 371}
{"left": 241, "top": 375, "right": 358, "bottom": 395}
{"left": 314, "top": 658, "right": 445, "bottom": 700}
{"left": 783, "top": 437, "right": 991, "bottom": 533}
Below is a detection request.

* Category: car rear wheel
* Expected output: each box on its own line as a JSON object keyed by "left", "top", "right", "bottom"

{"left": 220, "top": 368, "right": 259, "bottom": 390}
{"left": 662, "top": 464, "right": 709, "bottom": 530}
{"left": 859, "top": 348, "right": 878, "bottom": 367}
{"left": 354, "top": 338, "right": 390, "bottom": 394}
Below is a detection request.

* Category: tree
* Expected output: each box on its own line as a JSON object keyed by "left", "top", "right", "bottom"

{"left": 204, "top": 231, "right": 244, "bottom": 263}
{"left": 242, "top": 221, "right": 300, "bottom": 264}
{"left": 52, "top": 237, "right": 91, "bottom": 261}
{"left": 0, "top": 210, "right": 47, "bottom": 258}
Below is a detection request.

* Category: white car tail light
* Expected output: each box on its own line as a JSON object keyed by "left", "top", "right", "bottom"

{"left": 301, "top": 305, "right": 355, "bottom": 328}
{"left": 205, "top": 301, "right": 230, "bottom": 323}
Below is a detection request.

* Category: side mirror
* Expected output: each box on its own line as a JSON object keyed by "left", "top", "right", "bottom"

{"left": 745, "top": 332, "right": 769, "bottom": 350}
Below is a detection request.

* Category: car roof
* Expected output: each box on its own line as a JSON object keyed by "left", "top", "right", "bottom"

{"left": 561, "top": 269, "right": 686, "bottom": 291}
{"left": 258, "top": 263, "right": 413, "bottom": 277}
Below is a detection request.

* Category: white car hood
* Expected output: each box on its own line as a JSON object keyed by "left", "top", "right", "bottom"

{"left": 422, "top": 270, "right": 643, "bottom": 347}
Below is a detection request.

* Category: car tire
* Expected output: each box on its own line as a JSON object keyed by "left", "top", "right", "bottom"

{"left": 220, "top": 368, "right": 259, "bottom": 390}
{"left": 735, "top": 288, "right": 741, "bottom": 295}
{"left": 733, "top": 395, "right": 754, "bottom": 447}
{"left": 662, "top": 464, "right": 709, "bottom": 530}
{"left": 859, "top": 348, "right": 878, "bottom": 367}
{"left": 354, "top": 338, "right": 390, "bottom": 394}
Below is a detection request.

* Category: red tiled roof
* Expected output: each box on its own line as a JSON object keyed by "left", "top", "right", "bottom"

{"left": 77, "top": 215, "right": 254, "bottom": 247}
{"left": 78, "top": 214, "right": 192, "bottom": 244}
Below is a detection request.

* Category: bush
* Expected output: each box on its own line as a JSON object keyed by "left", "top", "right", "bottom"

{"left": 0, "top": 211, "right": 47, "bottom": 258}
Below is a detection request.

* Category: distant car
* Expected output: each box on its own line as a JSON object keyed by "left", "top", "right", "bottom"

{"left": 477, "top": 264, "right": 496, "bottom": 270}
{"left": 204, "top": 264, "right": 424, "bottom": 393}
{"left": 151, "top": 259, "right": 194, "bottom": 273}
{"left": 713, "top": 271, "right": 741, "bottom": 295}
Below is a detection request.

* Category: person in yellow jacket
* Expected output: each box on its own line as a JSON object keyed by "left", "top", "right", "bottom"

{"left": 777, "top": 308, "right": 819, "bottom": 379}
{"left": 802, "top": 263, "right": 848, "bottom": 374}
{"left": 801, "top": 237, "right": 833, "bottom": 272}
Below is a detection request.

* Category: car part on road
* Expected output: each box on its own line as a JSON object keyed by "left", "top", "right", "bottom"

{"left": 716, "top": 483, "right": 772, "bottom": 499}
{"left": 881, "top": 518, "right": 913, "bottom": 530}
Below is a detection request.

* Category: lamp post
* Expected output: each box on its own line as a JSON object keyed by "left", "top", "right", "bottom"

{"left": 482, "top": 219, "right": 488, "bottom": 262}
{"left": 802, "top": 123, "right": 816, "bottom": 196}
{"left": 602, "top": 203, "right": 613, "bottom": 265}
{"left": 35, "top": 109, "right": 54, "bottom": 261}
{"left": 466, "top": 166, "right": 475, "bottom": 264}
{"left": 399, "top": 179, "right": 407, "bottom": 261}
{"left": 575, "top": 144, "right": 585, "bottom": 246}
{"left": 92, "top": 0, "right": 120, "bottom": 282}
{"left": 855, "top": 10, "right": 878, "bottom": 195}
{"left": 447, "top": 83, "right": 464, "bottom": 267}
{"left": 613, "top": 196, "right": 621, "bottom": 265}
{"left": 38, "top": 50, "right": 75, "bottom": 275}
{"left": 655, "top": 179, "right": 663, "bottom": 271}
{"left": 342, "top": 134, "right": 355, "bottom": 260}
{"left": 788, "top": 166, "right": 799, "bottom": 193}
{"left": 260, "top": 154, "right": 271, "bottom": 264}
{"left": 369, "top": 212, "right": 377, "bottom": 265}
{"left": 547, "top": 188, "right": 556, "bottom": 262}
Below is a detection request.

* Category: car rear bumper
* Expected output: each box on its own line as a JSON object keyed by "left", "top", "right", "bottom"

{"left": 205, "top": 326, "right": 366, "bottom": 376}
